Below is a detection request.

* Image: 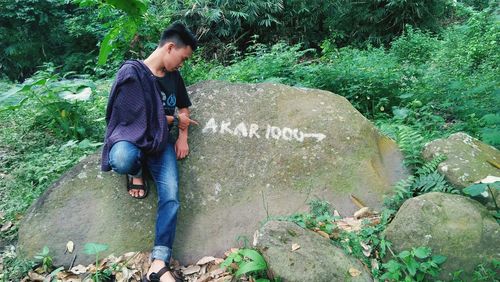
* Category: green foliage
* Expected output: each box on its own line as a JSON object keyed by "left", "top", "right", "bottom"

{"left": 390, "top": 26, "right": 439, "bottom": 64}
{"left": 0, "top": 246, "right": 36, "bottom": 281}
{"left": 470, "top": 258, "right": 500, "bottom": 282}
{"left": 2, "top": 66, "right": 98, "bottom": 141}
{"left": 0, "top": 75, "right": 107, "bottom": 242}
{"left": 73, "top": 0, "right": 148, "bottom": 66}
{"left": 33, "top": 246, "right": 53, "bottom": 273}
{"left": 381, "top": 247, "right": 447, "bottom": 281}
{"left": 297, "top": 46, "right": 404, "bottom": 119}
{"left": 394, "top": 125, "right": 425, "bottom": 170}
{"left": 222, "top": 248, "right": 270, "bottom": 281}
{"left": 384, "top": 155, "right": 458, "bottom": 211}
{"left": 0, "top": 0, "right": 105, "bottom": 81}
{"left": 288, "top": 200, "right": 340, "bottom": 234}
{"left": 325, "top": 0, "right": 455, "bottom": 47}
{"left": 463, "top": 181, "right": 500, "bottom": 221}
{"left": 84, "top": 242, "right": 110, "bottom": 282}
{"left": 215, "top": 42, "right": 313, "bottom": 85}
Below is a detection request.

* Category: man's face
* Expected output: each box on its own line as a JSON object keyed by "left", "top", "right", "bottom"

{"left": 163, "top": 43, "right": 193, "bottom": 72}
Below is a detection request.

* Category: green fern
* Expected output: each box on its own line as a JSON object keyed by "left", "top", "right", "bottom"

{"left": 396, "top": 125, "right": 425, "bottom": 170}
{"left": 416, "top": 155, "right": 447, "bottom": 176}
{"left": 384, "top": 175, "right": 416, "bottom": 210}
{"left": 412, "top": 172, "right": 456, "bottom": 195}
{"left": 385, "top": 155, "right": 457, "bottom": 210}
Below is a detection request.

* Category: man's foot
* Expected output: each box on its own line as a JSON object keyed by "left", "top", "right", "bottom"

{"left": 144, "top": 260, "right": 176, "bottom": 282}
{"left": 126, "top": 175, "right": 149, "bottom": 199}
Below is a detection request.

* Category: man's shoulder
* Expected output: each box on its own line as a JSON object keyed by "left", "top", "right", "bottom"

{"left": 116, "top": 60, "right": 151, "bottom": 82}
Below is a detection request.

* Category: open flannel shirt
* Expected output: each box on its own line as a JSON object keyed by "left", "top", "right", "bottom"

{"left": 101, "top": 60, "right": 169, "bottom": 171}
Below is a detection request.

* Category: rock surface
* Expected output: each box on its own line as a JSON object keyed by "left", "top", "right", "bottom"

{"left": 18, "top": 81, "right": 406, "bottom": 266}
{"left": 254, "top": 220, "right": 372, "bottom": 282}
{"left": 18, "top": 153, "right": 157, "bottom": 267}
{"left": 422, "top": 132, "right": 500, "bottom": 188}
{"left": 384, "top": 192, "right": 500, "bottom": 280}
{"left": 175, "top": 81, "right": 405, "bottom": 263}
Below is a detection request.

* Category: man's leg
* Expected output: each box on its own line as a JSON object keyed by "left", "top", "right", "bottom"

{"left": 108, "top": 141, "right": 146, "bottom": 198}
{"left": 146, "top": 143, "right": 179, "bottom": 281}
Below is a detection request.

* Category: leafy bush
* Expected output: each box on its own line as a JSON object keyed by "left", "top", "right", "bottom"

{"left": 222, "top": 248, "right": 270, "bottom": 281}
{"left": 390, "top": 26, "right": 439, "bottom": 65}
{"left": 0, "top": 74, "right": 107, "bottom": 242}
{"left": 381, "top": 247, "right": 447, "bottom": 281}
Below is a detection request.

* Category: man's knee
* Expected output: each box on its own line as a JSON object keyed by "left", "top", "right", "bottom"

{"left": 108, "top": 141, "right": 141, "bottom": 175}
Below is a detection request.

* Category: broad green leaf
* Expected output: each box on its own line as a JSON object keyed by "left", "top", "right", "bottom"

{"left": 235, "top": 261, "right": 267, "bottom": 277}
{"left": 240, "top": 249, "right": 267, "bottom": 265}
{"left": 489, "top": 181, "right": 500, "bottom": 190}
{"left": 413, "top": 246, "right": 431, "bottom": 259}
{"left": 406, "top": 258, "right": 418, "bottom": 276}
{"left": 398, "top": 250, "right": 411, "bottom": 259}
{"left": 432, "top": 255, "right": 447, "bottom": 264}
{"left": 83, "top": 243, "right": 108, "bottom": 255}
{"left": 97, "top": 26, "right": 121, "bottom": 65}
{"left": 463, "top": 183, "right": 487, "bottom": 196}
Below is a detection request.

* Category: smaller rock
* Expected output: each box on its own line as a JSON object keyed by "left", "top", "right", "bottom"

{"left": 384, "top": 192, "right": 500, "bottom": 280}
{"left": 255, "top": 221, "right": 372, "bottom": 282}
{"left": 422, "top": 132, "right": 500, "bottom": 188}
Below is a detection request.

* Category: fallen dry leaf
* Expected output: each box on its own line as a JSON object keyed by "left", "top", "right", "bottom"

{"left": 360, "top": 241, "right": 372, "bottom": 257}
{"left": 196, "top": 256, "right": 216, "bottom": 265}
{"left": 1, "top": 221, "right": 13, "bottom": 232}
{"left": 291, "top": 243, "right": 300, "bottom": 251}
{"left": 27, "top": 270, "right": 45, "bottom": 281}
{"left": 66, "top": 241, "right": 74, "bottom": 253}
{"left": 348, "top": 267, "right": 362, "bottom": 277}
{"left": 354, "top": 207, "right": 372, "bottom": 219}
{"left": 209, "top": 268, "right": 225, "bottom": 278}
{"left": 316, "top": 230, "right": 330, "bottom": 239}
{"left": 70, "top": 264, "right": 87, "bottom": 275}
{"left": 182, "top": 265, "right": 201, "bottom": 275}
{"left": 477, "top": 175, "right": 500, "bottom": 184}
{"left": 333, "top": 210, "right": 341, "bottom": 217}
{"left": 371, "top": 259, "right": 379, "bottom": 271}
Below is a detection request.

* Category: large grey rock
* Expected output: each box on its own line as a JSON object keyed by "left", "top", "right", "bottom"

{"left": 254, "top": 221, "right": 372, "bottom": 282}
{"left": 422, "top": 132, "right": 500, "bottom": 188}
{"left": 19, "top": 81, "right": 406, "bottom": 266}
{"left": 18, "top": 153, "right": 157, "bottom": 267}
{"left": 384, "top": 192, "right": 500, "bottom": 280}
{"left": 175, "top": 81, "right": 405, "bottom": 263}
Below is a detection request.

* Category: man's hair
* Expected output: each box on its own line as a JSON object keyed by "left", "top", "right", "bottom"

{"left": 159, "top": 22, "right": 198, "bottom": 51}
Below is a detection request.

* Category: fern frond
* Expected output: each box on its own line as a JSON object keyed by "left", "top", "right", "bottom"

{"left": 396, "top": 125, "right": 424, "bottom": 170}
{"left": 416, "top": 154, "right": 447, "bottom": 176}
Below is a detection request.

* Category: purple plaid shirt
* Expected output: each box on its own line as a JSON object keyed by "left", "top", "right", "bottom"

{"left": 101, "top": 60, "right": 169, "bottom": 171}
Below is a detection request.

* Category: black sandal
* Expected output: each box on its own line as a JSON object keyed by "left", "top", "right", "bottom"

{"left": 126, "top": 175, "right": 149, "bottom": 199}
{"left": 142, "top": 265, "right": 183, "bottom": 282}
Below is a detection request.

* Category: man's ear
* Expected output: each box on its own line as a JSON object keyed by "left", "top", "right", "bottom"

{"left": 163, "top": 42, "right": 175, "bottom": 53}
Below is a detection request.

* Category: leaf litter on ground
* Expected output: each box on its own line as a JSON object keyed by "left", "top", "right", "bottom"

{"left": 16, "top": 206, "right": 382, "bottom": 281}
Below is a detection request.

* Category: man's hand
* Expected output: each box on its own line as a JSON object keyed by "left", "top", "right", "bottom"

{"left": 175, "top": 138, "right": 189, "bottom": 159}
{"left": 177, "top": 112, "right": 199, "bottom": 130}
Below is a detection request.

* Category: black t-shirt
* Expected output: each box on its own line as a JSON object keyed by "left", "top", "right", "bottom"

{"left": 156, "top": 71, "right": 191, "bottom": 116}
{"left": 156, "top": 71, "right": 191, "bottom": 143}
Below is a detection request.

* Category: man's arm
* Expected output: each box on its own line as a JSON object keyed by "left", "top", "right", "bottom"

{"left": 174, "top": 107, "right": 198, "bottom": 159}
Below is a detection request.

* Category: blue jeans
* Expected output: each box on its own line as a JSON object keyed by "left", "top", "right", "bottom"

{"left": 108, "top": 141, "right": 179, "bottom": 263}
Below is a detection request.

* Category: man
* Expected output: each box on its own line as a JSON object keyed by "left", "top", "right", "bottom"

{"left": 101, "top": 22, "right": 198, "bottom": 282}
